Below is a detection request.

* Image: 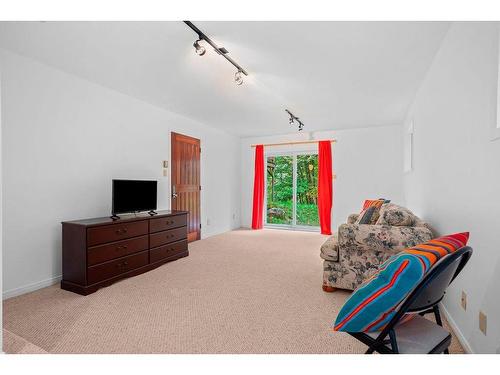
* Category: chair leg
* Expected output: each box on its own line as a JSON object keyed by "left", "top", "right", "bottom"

{"left": 389, "top": 330, "right": 399, "bottom": 354}
{"left": 433, "top": 306, "right": 450, "bottom": 354}
{"left": 433, "top": 305, "right": 443, "bottom": 327}
{"left": 322, "top": 284, "right": 338, "bottom": 292}
{"left": 365, "top": 347, "right": 375, "bottom": 354}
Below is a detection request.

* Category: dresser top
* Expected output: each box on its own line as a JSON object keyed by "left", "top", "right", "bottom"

{"left": 62, "top": 210, "right": 188, "bottom": 227}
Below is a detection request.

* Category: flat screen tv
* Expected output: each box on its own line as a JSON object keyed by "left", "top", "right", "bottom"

{"left": 112, "top": 179, "right": 157, "bottom": 216}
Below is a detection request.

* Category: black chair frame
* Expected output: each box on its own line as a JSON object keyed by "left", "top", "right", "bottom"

{"left": 349, "top": 246, "right": 473, "bottom": 354}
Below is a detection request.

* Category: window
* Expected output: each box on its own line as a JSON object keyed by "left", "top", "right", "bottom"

{"left": 265, "top": 151, "right": 319, "bottom": 230}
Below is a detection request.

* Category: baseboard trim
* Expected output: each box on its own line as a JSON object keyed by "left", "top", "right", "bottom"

{"left": 2, "top": 275, "right": 62, "bottom": 300}
{"left": 440, "top": 302, "right": 474, "bottom": 354}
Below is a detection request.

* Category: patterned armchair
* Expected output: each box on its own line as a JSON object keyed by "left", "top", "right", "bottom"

{"left": 321, "top": 204, "right": 433, "bottom": 291}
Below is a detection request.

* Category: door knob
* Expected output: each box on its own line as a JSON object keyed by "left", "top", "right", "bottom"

{"left": 172, "top": 193, "right": 178, "bottom": 199}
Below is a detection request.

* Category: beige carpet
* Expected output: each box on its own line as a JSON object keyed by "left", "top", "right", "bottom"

{"left": 3, "top": 229, "right": 464, "bottom": 354}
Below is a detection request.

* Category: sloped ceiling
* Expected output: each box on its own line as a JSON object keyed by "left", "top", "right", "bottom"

{"left": 0, "top": 21, "right": 450, "bottom": 136}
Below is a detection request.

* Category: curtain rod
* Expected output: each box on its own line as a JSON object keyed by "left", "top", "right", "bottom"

{"left": 250, "top": 139, "right": 336, "bottom": 148}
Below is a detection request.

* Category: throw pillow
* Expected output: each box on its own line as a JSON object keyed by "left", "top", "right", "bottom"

{"left": 376, "top": 203, "right": 418, "bottom": 227}
{"left": 361, "top": 199, "right": 386, "bottom": 210}
{"left": 356, "top": 206, "right": 378, "bottom": 224}
{"left": 333, "top": 232, "right": 469, "bottom": 332}
{"left": 356, "top": 199, "right": 386, "bottom": 225}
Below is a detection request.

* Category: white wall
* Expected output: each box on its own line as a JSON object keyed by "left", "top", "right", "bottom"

{"left": 0, "top": 49, "right": 241, "bottom": 298}
{"left": 403, "top": 22, "right": 500, "bottom": 353}
{"left": 240, "top": 125, "right": 404, "bottom": 230}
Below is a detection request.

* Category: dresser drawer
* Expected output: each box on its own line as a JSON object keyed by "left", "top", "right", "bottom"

{"left": 87, "top": 220, "right": 148, "bottom": 246}
{"left": 150, "top": 239, "right": 188, "bottom": 263}
{"left": 149, "top": 226, "right": 187, "bottom": 248}
{"left": 87, "top": 251, "right": 149, "bottom": 285}
{"left": 149, "top": 214, "right": 187, "bottom": 233}
{"left": 87, "top": 235, "right": 149, "bottom": 266}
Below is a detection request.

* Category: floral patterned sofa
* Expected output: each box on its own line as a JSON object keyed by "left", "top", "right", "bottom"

{"left": 321, "top": 203, "right": 433, "bottom": 291}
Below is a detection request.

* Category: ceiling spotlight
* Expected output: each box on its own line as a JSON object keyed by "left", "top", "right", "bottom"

{"left": 185, "top": 22, "right": 249, "bottom": 86}
{"left": 193, "top": 39, "right": 206, "bottom": 56}
{"left": 234, "top": 70, "right": 244, "bottom": 85}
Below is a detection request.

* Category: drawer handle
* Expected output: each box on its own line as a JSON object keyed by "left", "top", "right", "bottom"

{"left": 115, "top": 245, "right": 128, "bottom": 251}
{"left": 116, "top": 261, "right": 129, "bottom": 268}
{"left": 115, "top": 228, "right": 128, "bottom": 235}
{"left": 166, "top": 220, "right": 173, "bottom": 225}
{"left": 166, "top": 234, "right": 174, "bottom": 239}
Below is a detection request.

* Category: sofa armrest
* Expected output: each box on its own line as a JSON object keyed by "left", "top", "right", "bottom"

{"left": 337, "top": 223, "right": 433, "bottom": 256}
{"left": 347, "top": 213, "right": 359, "bottom": 224}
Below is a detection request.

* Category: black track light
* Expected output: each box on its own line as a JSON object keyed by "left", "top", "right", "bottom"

{"left": 193, "top": 39, "right": 206, "bottom": 56}
{"left": 184, "top": 21, "right": 248, "bottom": 86}
{"left": 286, "top": 109, "right": 305, "bottom": 131}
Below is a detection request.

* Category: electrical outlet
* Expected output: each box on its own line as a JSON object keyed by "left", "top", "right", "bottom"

{"left": 461, "top": 291, "right": 467, "bottom": 310}
{"left": 232, "top": 213, "right": 236, "bottom": 220}
{"left": 479, "top": 311, "right": 487, "bottom": 335}
{"left": 207, "top": 218, "right": 211, "bottom": 226}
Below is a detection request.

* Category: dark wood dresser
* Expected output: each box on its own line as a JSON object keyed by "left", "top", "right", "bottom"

{"left": 61, "top": 210, "right": 188, "bottom": 295}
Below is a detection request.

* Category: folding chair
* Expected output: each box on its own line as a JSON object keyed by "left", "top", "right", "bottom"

{"left": 349, "top": 246, "right": 473, "bottom": 354}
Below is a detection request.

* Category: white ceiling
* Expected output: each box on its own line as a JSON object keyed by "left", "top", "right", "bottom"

{"left": 0, "top": 21, "right": 450, "bottom": 137}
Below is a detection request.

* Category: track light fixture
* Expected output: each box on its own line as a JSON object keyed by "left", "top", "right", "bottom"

{"left": 234, "top": 70, "right": 243, "bottom": 85}
{"left": 184, "top": 21, "right": 248, "bottom": 86}
{"left": 286, "top": 109, "right": 305, "bottom": 131}
{"left": 193, "top": 39, "right": 206, "bottom": 56}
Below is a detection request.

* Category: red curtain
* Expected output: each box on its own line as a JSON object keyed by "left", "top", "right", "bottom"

{"left": 318, "top": 141, "right": 333, "bottom": 235}
{"left": 251, "top": 145, "right": 265, "bottom": 229}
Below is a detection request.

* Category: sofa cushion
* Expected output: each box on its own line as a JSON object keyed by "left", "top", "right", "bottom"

{"left": 320, "top": 235, "right": 339, "bottom": 262}
{"left": 376, "top": 203, "right": 419, "bottom": 227}
{"left": 333, "top": 232, "right": 469, "bottom": 332}
{"left": 347, "top": 213, "right": 360, "bottom": 224}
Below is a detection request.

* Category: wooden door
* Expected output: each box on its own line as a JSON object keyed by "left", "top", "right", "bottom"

{"left": 171, "top": 132, "right": 201, "bottom": 242}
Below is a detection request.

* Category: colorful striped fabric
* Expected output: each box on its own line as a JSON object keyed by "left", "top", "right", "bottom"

{"left": 357, "top": 199, "right": 387, "bottom": 224}
{"left": 361, "top": 199, "right": 386, "bottom": 210}
{"left": 333, "top": 232, "right": 469, "bottom": 332}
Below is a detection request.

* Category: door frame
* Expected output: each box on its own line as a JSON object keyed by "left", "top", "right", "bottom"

{"left": 264, "top": 149, "right": 320, "bottom": 232}
{"left": 171, "top": 131, "right": 201, "bottom": 242}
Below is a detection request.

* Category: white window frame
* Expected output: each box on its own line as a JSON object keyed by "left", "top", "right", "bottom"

{"left": 264, "top": 149, "right": 320, "bottom": 232}
{"left": 404, "top": 120, "right": 414, "bottom": 173}
{"left": 493, "top": 26, "right": 500, "bottom": 141}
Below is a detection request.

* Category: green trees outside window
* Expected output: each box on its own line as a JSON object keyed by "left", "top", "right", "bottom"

{"left": 266, "top": 153, "right": 319, "bottom": 227}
